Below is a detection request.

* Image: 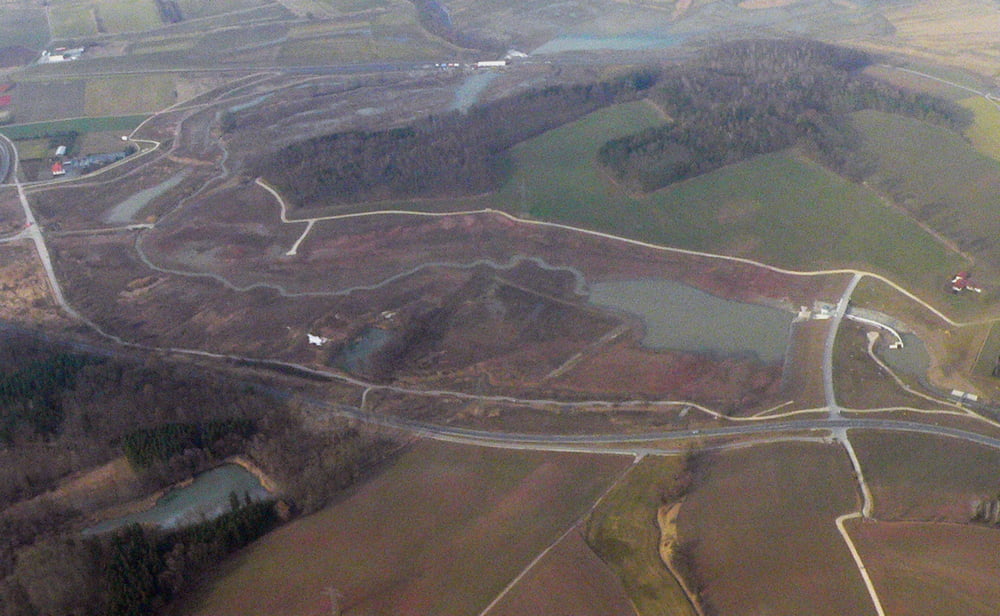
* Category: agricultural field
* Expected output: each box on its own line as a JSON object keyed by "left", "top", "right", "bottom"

{"left": 851, "top": 110, "right": 1000, "bottom": 275}
{"left": 182, "top": 441, "right": 631, "bottom": 616}
{"left": 48, "top": 0, "right": 162, "bottom": 37}
{"left": 0, "top": 6, "right": 49, "bottom": 50}
{"left": 48, "top": 3, "right": 99, "bottom": 38}
{"left": 485, "top": 530, "right": 636, "bottom": 616}
{"left": 972, "top": 321, "right": 1000, "bottom": 380}
{"left": 276, "top": 21, "right": 451, "bottom": 65}
{"left": 12, "top": 138, "right": 54, "bottom": 161}
{"left": 962, "top": 96, "right": 1000, "bottom": 162}
{"left": 176, "top": 0, "right": 275, "bottom": 19}
{"left": 0, "top": 114, "right": 147, "bottom": 140}
{"left": 851, "top": 521, "right": 1000, "bottom": 616}
{"left": 850, "top": 430, "right": 1000, "bottom": 522}
{"left": 313, "top": 0, "right": 391, "bottom": 12}
{"left": 876, "top": 0, "right": 1000, "bottom": 78}
{"left": 83, "top": 74, "right": 176, "bottom": 116}
{"left": 8, "top": 80, "right": 86, "bottom": 125}
{"left": 586, "top": 455, "right": 696, "bottom": 616}
{"left": 486, "top": 102, "right": 967, "bottom": 300}
{"left": 675, "top": 441, "right": 872, "bottom": 616}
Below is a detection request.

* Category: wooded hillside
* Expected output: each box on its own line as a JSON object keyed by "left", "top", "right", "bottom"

{"left": 257, "top": 69, "right": 658, "bottom": 208}
{"left": 598, "top": 40, "right": 970, "bottom": 192}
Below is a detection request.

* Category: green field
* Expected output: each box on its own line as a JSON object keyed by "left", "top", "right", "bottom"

{"left": 277, "top": 25, "right": 448, "bottom": 64}
{"left": 0, "top": 115, "right": 147, "bottom": 140}
{"left": 0, "top": 8, "right": 49, "bottom": 50}
{"left": 316, "top": 0, "right": 391, "bottom": 11}
{"left": 176, "top": 0, "right": 272, "bottom": 19}
{"left": 486, "top": 101, "right": 967, "bottom": 297}
{"left": 585, "top": 456, "right": 697, "bottom": 616}
{"left": 84, "top": 75, "right": 175, "bottom": 115}
{"left": 13, "top": 138, "right": 54, "bottom": 160}
{"left": 973, "top": 321, "right": 1000, "bottom": 377}
{"left": 184, "top": 441, "right": 630, "bottom": 616}
{"left": 962, "top": 96, "right": 1000, "bottom": 162}
{"left": 852, "top": 110, "right": 1000, "bottom": 273}
{"left": 49, "top": 0, "right": 160, "bottom": 36}
{"left": 49, "top": 4, "right": 99, "bottom": 38}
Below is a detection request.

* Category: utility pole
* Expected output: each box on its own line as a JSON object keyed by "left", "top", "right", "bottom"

{"left": 322, "top": 585, "right": 343, "bottom": 616}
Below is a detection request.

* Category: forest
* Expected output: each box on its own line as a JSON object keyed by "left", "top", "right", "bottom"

{"left": 598, "top": 40, "right": 971, "bottom": 192}
{"left": 258, "top": 69, "right": 658, "bottom": 208}
{"left": 0, "top": 332, "right": 399, "bottom": 616}
{"left": 261, "top": 39, "right": 969, "bottom": 208}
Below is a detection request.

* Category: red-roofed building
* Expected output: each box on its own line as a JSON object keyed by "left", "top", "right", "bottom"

{"left": 0, "top": 95, "right": 11, "bottom": 107}
{"left": 0, "top": 83, "right": 13, "bottom": 94}
{"left": 950, "top": 271, "right": 981, "bottom": 294}
{"left": 51, "top": 162, "right": 65, "bottom": 176}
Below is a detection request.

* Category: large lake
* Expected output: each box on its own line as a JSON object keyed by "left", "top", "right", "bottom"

{"left": 589, "top": 278, "right": 793, "bottom": 363}
{"left": 85, "top": 464, "right": 271, "bottom": 534}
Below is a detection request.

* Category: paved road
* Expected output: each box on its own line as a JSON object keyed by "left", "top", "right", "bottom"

{"left": 0, "top": 133, "right": 82, "bottom": 320}
{"left": 291, "top": 389, "right": 1000, "bottom": 455}
{"left": 0, "top": 135, "right": 12, "bottom": 184}
{"left": 825, "top": 273, "right": 862, "bottom": 419}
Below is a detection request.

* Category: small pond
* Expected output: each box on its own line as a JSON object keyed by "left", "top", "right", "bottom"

{"left": 588, "top": 278, "right": 793, "bottom": 363}
{"left": 104, "top": 170, "right": 189, "bottom": 224}
{"left": 85, "top": 464, "right": 271, "bottom": 535}
{"left": 336, "top": 327, "right": 395, "bottom": 373}
{"left": 879, "top": 332, "right": 930, "bottom": 377}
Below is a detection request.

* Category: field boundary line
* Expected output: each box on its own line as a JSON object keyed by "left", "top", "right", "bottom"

{"left": 834, "top": 512, "right": 884, "bottom": 616}
{"left": 476, "top": 453, "right": 642, "bottom": 616}
{"left": 836, "top": 431, "right": 885, "bottom": 616}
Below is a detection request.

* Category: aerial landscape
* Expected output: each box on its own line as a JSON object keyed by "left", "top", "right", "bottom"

{"left": 2, "top": 0, "right": 1000, "bottom": 614}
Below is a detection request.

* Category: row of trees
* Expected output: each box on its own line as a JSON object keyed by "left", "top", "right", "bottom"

{"left": 598, "top": 39, "right": 971, "bottom": 192}
{"left": 259, "top": 69, "right": 658, "bottom": 208}
{"left": 122, "top": 419, "right": 256, "bottom": 468}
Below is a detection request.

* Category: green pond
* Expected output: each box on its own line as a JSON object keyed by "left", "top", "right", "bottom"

{"left": 879, "top": 333, "right": 930, "bottom": 377}
{"left": 85, "top": 464, "right": 271, "bottom": 535}
{"left": 588, "top": 278, "right": 793, "bottom": 363}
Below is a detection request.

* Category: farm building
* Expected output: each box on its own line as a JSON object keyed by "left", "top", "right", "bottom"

{"left": 474, "top": 60, "right": 508, "bottom": 68}
{"left": 950, "top": 271, "right": 982, "bottom": 294}
{"left": 51, "top": 162, "right": 65, "bottom": 176}
{"left": 0, "top": 95, "right": 10, "bottom": 107}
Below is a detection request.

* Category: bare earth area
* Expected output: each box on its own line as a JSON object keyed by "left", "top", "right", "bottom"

{"left": 484, "top": 527, "right": 637, "bottom": 616}
{"left": 851, "top": 520, "right": 1000, "bottom": 616}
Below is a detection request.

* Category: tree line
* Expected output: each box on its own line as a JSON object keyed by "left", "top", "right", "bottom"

{"left": 7, "top": 499, "right": 278, "bottom": 616}
{"left": 122, "top": 420, "right": 256, "bottom": 469}
{"left": 257, "top": 69, "right": 658, "bottom": 208}
{"left": 597, "top": 39, "right": 971, "bottom": 192}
